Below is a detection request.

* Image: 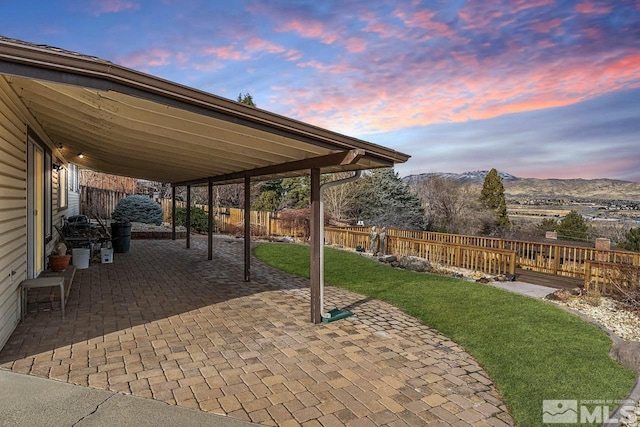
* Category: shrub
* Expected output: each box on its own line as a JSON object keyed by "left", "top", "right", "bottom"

{"left": 174, "top": 206, "right": 210, "bottom": 234}
{"left": 619, "top": 227, "right": 640, "bottom": 252}
{"left": 112, "top": 195, "right": 163, "bottom": 225}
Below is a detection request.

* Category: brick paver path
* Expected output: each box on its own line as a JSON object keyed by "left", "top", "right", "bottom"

{"left": 0, "top": 237, "right": 513, "bottom": 426}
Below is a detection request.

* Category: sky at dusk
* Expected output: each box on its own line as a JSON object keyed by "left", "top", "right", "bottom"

{"left": 1, "top": 0, "right": 639, "bottom": 182}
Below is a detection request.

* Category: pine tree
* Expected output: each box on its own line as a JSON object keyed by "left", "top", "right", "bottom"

{"left": 619, "top": 227, "right": 640, "bottom": 252}
{"left": 352, "top": 168, "right": 427, "bottom": 230}
{"left": 237, "top": 92, "right": 256, "bottom": 107}
{"left": 557, "top": 210, "right": 589, "bottom": 241}
{"left": 479, "top": 169, "right": 511, "bottom": 232}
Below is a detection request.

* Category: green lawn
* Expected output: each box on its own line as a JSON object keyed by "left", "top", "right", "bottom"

{"left": 255, "top": 243, "right": 636, "bottom": 427}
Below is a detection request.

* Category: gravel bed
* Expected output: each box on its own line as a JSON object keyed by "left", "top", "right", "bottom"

{"left": 557, "top": 297, "right": 640, "bottom": 342}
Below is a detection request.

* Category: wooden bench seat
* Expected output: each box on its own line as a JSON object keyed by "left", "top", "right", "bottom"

{"left": 21, "top": 277, "right": 65, "bottom": 320}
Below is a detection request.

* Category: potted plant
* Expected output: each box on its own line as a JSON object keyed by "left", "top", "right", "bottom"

{"left": 49, "top": 242, "right": 71, "bottom": 272}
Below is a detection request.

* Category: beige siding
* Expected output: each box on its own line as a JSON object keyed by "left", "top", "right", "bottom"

{"left": 0, "top": 82, "right": 27, "bottom": 349}
{"left": 68, "top": 190, "right": 80, "bottom": 217}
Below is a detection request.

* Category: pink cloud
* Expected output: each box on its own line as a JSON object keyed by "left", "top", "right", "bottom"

{"left": 274, "top": 47, "right": 640, "bottom": 136}
{"left": 118, "top": 48, "right": 171, "bottom": 68}
{"left": 277, "top": 19, "right": 341, "bottom": 44}
{"left": 89, "top": 0, "right": 138, "bottom": 16}
{"left": 574, "top": 1, "right": 613, "bottom": 14}
{"left": 531, "top": 18, "right": 563, "bottom": 33}
{"left": 245, "top": 37, "right": 302, "bottom": 61}
{"left": 394, "top": 8, "right": 456, "bottom": 40}
{"left": 345, "top": 37, "right": 366, "bottom": 53}
{"left": 203, "top": 45, "right": 247, "bottom": 60}
{"left": 458, "top": 0, "right": 554, "bottom": 30}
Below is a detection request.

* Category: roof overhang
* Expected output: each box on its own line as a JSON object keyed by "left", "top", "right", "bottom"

{"left": 0, "top": 36, "right": 410, "bottom": 185}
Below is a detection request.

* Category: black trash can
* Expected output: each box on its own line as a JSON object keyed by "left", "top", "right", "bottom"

{"left": 111, "top": 222, "right": 132, "bottom": 253}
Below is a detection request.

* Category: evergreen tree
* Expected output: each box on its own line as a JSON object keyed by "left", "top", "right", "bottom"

{"left": 619, "top": 227, "right": 640, "bottom": 252}
{"left": 280, "top": 176, "right": 310, "bottom": 209}
{"left": 537, "top": 218, "right": 558, "bottom": 234}
{"left": 237, "top": 92, "right": 256, "bottom": 107}
{"left": 351, "top": 168, "right": 427, "bottom": 230}
{"left": 557, "top": 210, "right": 589, "bottom": 241}
{"left": 479, "top": 169, "right": 511, "bottom": 232}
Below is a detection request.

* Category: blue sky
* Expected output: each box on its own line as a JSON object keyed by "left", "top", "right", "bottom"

{"left": 1, "top": 0, "right": 639, "bottom": 181}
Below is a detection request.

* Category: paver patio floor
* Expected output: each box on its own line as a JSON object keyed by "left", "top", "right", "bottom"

{"left": 0, "top": 236, "right": 513, "bottom": 426}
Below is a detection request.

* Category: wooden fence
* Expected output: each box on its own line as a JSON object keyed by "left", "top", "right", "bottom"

{"left": 333, "top": 226, "right": 640, "bottom": 281}
{"left": 159, "top": 200, "right": 307, "bottom": 237}
{"left": 324, "top": 227, "right": 516, "bottom": 276}
{"left": 584, "top": 261, "right": 640, "bottom": 294}
{"left": 83, "top": 192, "right": 638, "bottom": 288}
{"left": 80, "top": 186, "right": 128, "bottom": 219}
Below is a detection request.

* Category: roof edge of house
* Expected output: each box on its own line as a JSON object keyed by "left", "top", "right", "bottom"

{"left": 0, "top": 35, "right": 410, "bottom": 165}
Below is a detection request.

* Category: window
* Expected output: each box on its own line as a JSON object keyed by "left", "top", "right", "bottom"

{"left": 44, "top": 150, "right": 52, "bottom": 241}
{"left": 58, "top": 165, "right": 68, "bottom": 209}
{"left": 68, "top": 163, "right": 79, "bottom": 193}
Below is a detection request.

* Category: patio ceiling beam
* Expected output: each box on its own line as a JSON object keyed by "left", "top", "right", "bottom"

{"left": 173, "top": 149, "right": 366, "bottom": 187}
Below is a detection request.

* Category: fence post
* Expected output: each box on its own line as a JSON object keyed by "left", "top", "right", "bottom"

{"left": 510, "top": 252, "right": 516, "bottom": 275}
{"left": 553, "top": 246, "right": 560, "bottom": 274}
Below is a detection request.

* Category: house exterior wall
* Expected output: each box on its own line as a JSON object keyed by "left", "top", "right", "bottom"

{"left": 0, "top": 80, "right": 28, "bottom": 349}
{"left": 0, "top": 77, "right": 76, "bottom": 350}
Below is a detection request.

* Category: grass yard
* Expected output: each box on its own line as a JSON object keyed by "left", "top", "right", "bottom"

{"left": 255, "top": 243, "right": 636, "bottom": 427}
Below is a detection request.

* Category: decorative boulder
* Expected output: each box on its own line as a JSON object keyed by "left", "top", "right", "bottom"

{"left": 545, "top": 289, "right": 569, "bottom": 301}
{"left": 378, "top": 255, "right": 397, "bottom": 263}
{"left": 610, "top": 341, "right": 640, "bottom": 372}
{"left": 570, "top": 287, "right": 585, "bottom": 296}
{"left": 398, "top": 256, "right": 431, "bottom": 272}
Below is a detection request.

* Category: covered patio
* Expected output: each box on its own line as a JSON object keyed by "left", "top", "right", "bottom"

{"left": 0, "top": 237, "right": 512, "bottom": 426}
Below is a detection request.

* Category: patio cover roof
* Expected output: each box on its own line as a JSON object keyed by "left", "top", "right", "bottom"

{"left": 0, "top": 36, "right": 409, "bottom": 185}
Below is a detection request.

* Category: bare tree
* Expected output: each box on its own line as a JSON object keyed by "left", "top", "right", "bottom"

{"left": 412, "top": 176, "right": 478, "bottom": 233}
{"left": 323, "top": 172, "right": 361, "bottom": 225}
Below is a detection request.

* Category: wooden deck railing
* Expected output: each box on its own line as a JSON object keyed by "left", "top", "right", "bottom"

{"left": 324, "top": 227, "right": 516, "bottom": 276}
{"left": 584, "top": 261, "right": 640, "bottom": 295}
{"left": 332, "top": 226, "right": 640, "bottom": 281}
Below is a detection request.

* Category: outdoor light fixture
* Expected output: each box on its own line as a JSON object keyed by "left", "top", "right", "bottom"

{"left": 77, "top": 152, "right": 84, "bottom": 158}
{"left": 52, "top": 163, "right": 62, "bottom": 171}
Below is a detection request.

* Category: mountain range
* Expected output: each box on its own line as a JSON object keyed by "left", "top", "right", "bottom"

{"left": 403, "top": 171, "right": 640, "bottom": 200}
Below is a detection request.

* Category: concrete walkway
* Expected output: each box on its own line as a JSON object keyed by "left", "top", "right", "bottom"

{"left": 488, "top": 281, "right": 557, "bottom": 299}
{"left": 0, "top": 369, "right": 255, "bottom": 427}
{"left": 0, "top": 237, "right": 513, "bottom": 426}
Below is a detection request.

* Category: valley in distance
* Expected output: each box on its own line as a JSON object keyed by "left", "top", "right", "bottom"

{"left": 403, "top": 171, "right": 640, "bottom": 227}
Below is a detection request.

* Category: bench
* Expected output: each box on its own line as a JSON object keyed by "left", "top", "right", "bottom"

{"left": 21, "top": 277, "right": 65, "bottom": 321}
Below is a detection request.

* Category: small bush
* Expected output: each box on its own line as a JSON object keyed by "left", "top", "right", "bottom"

{"left": 112, "top": 195, "right": 163, "bottom": 225}
{"left": 174, "top": 206, "right": 210, "bottom": 234}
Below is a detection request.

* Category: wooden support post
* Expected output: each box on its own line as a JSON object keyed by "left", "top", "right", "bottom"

{"left": 310, "top": 167, "right": 321, "bottom": 324}
{"left": 171, "top": 185, "right": 176, "bottom": 241}
{"left": 553, "top": 246, "right": 560, "bottom": 274}
{"left": 186, "top": 185, "right": 191, "bottom": 249}
{"left": 208, "top": 178, "right": 213, "bottom": 261}
{"left": 244, "top": 174, "right": 251, "bottom": 282}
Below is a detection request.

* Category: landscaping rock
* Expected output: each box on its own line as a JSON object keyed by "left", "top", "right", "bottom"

{"left": 398, "top": 256, "right": 431, "bottom": 272}
{"left": 570, "top": 287, "right": 585, "bottom": 296}
{"left": 390, "top": 261, "right": 400, "bottom": 268}
{"left": 476, "top": 277, "right": 491, "bottom": 284}
{"left": 546, "top": 289, "right": 570, "bottom": 301}
{"left": 610, "top": 341, "right": 640, "bottom": 372}
{"left": 378, "top": 255, "right": 397, "bottom": 263}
